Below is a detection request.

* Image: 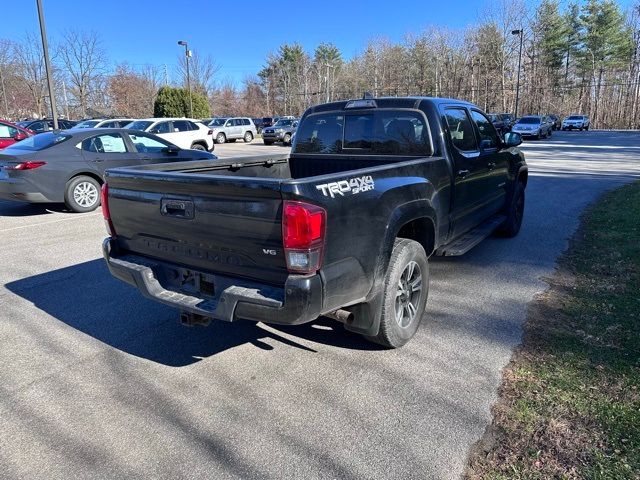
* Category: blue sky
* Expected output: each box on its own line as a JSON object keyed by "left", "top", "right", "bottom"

{"left": 8, "top": 0, "right": 638, "bottom": 85}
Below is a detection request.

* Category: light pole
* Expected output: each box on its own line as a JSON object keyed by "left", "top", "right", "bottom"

{"left": 36, "top": 0, "right": 58, "bottom": 129}
{"left": 511, "top": 29, "right": 524, "bottom": 119}
{"left": 178, "top": 40, "right": 193, "bottom": 118}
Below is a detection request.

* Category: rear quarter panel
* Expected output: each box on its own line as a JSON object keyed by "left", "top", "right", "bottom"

{"left": 284, "top": 157, "right": 451, "bottom": 312}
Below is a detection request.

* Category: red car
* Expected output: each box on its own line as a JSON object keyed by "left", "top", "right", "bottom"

{"left": 0, "top": 120, "right": 32, "bottom": 149}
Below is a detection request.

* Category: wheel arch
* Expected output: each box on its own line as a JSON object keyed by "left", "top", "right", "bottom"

{"left": 67, "top": 171, "right": 104, "bottom": 186}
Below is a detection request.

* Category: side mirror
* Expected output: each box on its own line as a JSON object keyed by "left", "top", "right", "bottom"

{"left": 503, "top": 132, "right": 522, "bottom": 147}
{"left": 13, "top": 132, "right": 28, "bottom": 141}
{"left": 162, "top": 145, "right": 180, "bottom": 154}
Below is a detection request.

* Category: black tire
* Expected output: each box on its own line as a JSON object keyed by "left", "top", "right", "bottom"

{"left": 243, "top": 131, "right": 253, "bottom": 143}
{"left": 263, "top": 140, "right": 274, "bottom": 145}
{"left": 191, "top": 143, "right": 206, "bottom": 151}
{"left": 366, "top": 238, "right": 429, "bottom": 348}
{"left": 585, "top": 125, "right": 589, "bottom": 131}
{"left": 497, "top": 181, "right": 525, "bottom": 237}
{"left": 216, "top": 133, "right": 226, "bottom": 144}
{"left": 283, "top": 133, "right": 292, "bottom": 145}
{"left": 64, "top": 175, "right": 101, "bottom": 213}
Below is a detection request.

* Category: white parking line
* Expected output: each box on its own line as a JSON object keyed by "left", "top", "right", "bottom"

{"left": 0, "top": 213, "right": 100, "bottom": 232}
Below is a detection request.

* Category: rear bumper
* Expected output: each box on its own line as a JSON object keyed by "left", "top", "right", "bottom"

{"left": 102, "top": 237, "right": 323, "bottom": 325}
{"left": 0, "top": 177, "right": 53, "bottom": 203}
{"left": 512, "top": 130, "right": 538, "bottom": 138}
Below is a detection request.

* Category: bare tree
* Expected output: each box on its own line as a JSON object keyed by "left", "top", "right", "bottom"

{"left": 177, "top": 52, "right": 221, "bottom": 97}
{"left": 57, "top": 30, "right": 107, "bottom": 118}
{"left": 107, "top": 63, "right": 161, "bottom": 117}
{"left": 12, "top": 33, "right": 51, "bottom": 118}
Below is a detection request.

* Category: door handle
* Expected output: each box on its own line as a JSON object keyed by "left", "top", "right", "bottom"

{"left": 91, "top": 159, "right": 104, "bottom": 163}
{"left": 487, "top": 162, "right": 496, "bottom": 170}
{"left": 457, "top": 169, "right": 470, "bottom": 178}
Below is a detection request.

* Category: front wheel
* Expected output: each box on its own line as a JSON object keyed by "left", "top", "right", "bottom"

{"left": 497, "top": 182, "right": 525, "bottom": 237}
{"left": 64, "top": 175, "right": 101, "bottom": 213}
{"left": 365, "top": 238, "right": 429, "bottom": 348}
{"left": 283, "top": 133, "right": 292, "bottom": 145}
{"left": 216, "top": 133, "right": 226, "bottom": 144}
{"left": 244, "top": 131, "right": 253, "bottom": 143}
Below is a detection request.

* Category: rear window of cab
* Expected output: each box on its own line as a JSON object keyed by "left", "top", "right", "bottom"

{"left": 293, "top": 110, "right": 432, "bottom": 156}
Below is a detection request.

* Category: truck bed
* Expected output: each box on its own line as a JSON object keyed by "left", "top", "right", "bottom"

{"left": 104, "top": 152, "right": 449, "bottom": 290}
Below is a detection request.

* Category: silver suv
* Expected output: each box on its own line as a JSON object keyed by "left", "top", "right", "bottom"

{"left": 262, "top": 118, "right": 299, "bottom": 145}
{"left": 207, "top": 117, "right": 257, "bottom": 144}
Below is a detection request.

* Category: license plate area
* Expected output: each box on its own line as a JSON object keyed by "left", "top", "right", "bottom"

{"left": 156, "top": 265, "right": 216, "bottom": 298}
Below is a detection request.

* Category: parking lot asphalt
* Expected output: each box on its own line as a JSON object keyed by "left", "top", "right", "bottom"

{"left": 1, "top": 131, "right": 639, "bottom": 479}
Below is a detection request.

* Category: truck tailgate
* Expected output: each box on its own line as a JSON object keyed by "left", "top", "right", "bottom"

{"left": 106, "top": 170, "right": 288, "bottom": 285}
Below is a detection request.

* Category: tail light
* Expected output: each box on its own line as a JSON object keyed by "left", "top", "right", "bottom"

{"left": 5, "top": 161, "right": 46, "bottom": 170}
{"left": 101, "top": 183, "right": 116, "bottom": 236}
{"left": 282, "top": 201, "right": 326, "bottom": 274}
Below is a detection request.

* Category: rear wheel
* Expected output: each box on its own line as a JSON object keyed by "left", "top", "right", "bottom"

{"left": 243, "top": 131, "right": 253, "bottom": 143}
{"left": 216, "top": 133, "right": 226, "bottom": 144}
{"left": 191, "top": 143, "right": 206, "bottom": 151}
{"left": 64, "top": 175, "right": 101, "bottom": 213}
{"left": 366, "top": 238, "right": 429, "bottom": 348}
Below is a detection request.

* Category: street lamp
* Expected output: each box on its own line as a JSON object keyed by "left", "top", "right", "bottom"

{"left": 36, "top": 0, "right": 58, "bottom": 129}
{"left": 511, "top": 29, "right": 524, "bottom": 119}
{"left": 177, "top": 40, "right": 193, "bottom": 118}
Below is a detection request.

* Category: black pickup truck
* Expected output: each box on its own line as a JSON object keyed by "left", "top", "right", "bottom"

{"left": 102, "top": 97, "right": 527, "bottom": 348}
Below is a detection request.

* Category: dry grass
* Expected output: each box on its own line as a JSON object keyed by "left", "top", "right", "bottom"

{"left": 466, "top": 181, "right": 640, "bottom": 480}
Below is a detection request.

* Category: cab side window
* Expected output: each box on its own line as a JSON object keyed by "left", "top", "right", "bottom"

{"left": 470, "top": 110, "right": 499, "bottom": 149}
{"left": 444, "top": 108, "right": 478, "bottom": 152}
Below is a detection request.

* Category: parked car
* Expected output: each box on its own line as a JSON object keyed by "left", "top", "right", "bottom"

{"left": 547, "top": 114, "right": 561, "bottom": 130}
{"left": 262, "top": 118, "right": 299, "bottom": 145}
{"left": 487, "top": 113, "right": 509, "bottom": 135}
{"left": 125, "top": 118, "right": 214, "bottom": 151}
{"left": 511, "top": 115, "right": 553, "bottom": 139}
{"left": 73, "top": 118, "right": 135, "bottom": 129}
{"left": 500, "top": 113, "right": 516, "bottom": 130}
{"left": 561, "top": 115, "right": 590, "bottom": 131}
{"left": 16, "top": 118, "right": 77, "bottom": 133}
{"left": 0, "top": 120, "right": 33, "bottom": 149}
{"left": 262, "top": 117, "right": 275, "bottom": 128}
{"left": 252, "top": 118, "right": 266, "bottom": 134}
{"left": 101, "top": 96, "right": 527, "bottom": 348}
{"left": 206, "top": 117, "right": 257, "bottom": 144}
{"left": 0, "top": 129, "right": 216, "bottom": 212}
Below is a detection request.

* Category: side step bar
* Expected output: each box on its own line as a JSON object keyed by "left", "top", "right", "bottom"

{"left": 435, "top": 215, "right": 506, "bottom": 256}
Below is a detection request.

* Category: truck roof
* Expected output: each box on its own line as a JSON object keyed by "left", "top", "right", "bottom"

{"left": 305, "top": 96, "right": 476, "bottom": 115}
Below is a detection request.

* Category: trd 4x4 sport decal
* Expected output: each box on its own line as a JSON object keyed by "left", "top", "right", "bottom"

{"left": 316, "top": 175, "right": 374, "bottom": 198}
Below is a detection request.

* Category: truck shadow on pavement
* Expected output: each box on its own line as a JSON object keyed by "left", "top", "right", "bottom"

{"left": 0, "top": 201, "right": 69, "bottom": 217}
{"left": 5, "top": 259, "right": 382, "bottom": 367}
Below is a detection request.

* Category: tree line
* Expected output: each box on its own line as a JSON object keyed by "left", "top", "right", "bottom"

{"left": 1, "top": 0, "right": 638, "bottom": 128}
